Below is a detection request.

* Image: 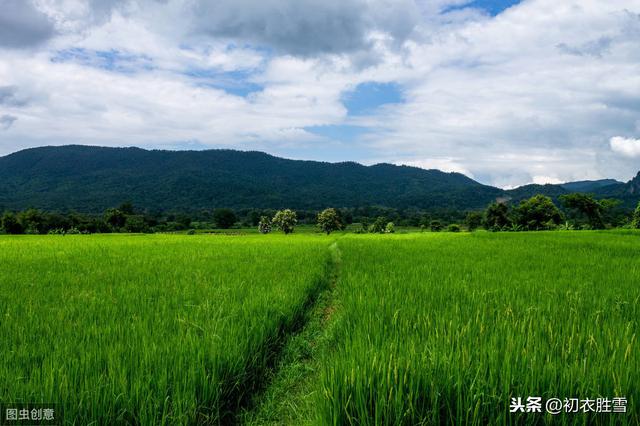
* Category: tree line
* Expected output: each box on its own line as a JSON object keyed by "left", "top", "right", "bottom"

{"left": 1, "top": 194, "right": 639, "bottom": 235}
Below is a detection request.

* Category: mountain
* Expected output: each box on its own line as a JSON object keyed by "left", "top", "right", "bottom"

{"left": 0, "top": 145, "right": 503, "bottom": 213}
{"left": 560, "top": 179, "right": 623, "bottom": 192}
{"left": 0, "top": 145, "right": 637, "bottom": 213}
{"left": 594, "top": 172, "right": 640, "bottom": 208}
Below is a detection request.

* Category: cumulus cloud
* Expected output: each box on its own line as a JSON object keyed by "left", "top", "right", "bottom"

{"left": 0, "top": 0, "right": 640, "bottom": 187}
{"left": 396, "top": 158, "right": 474, "bottom": 178}
{"left": 610, "top": 136, "right": 640, "bottom": 158}
{"left": 189, "top": 0, "right": 420, "bottom": 56}
{"left": 0, "top": 0, "right": 55, "bottom": 48}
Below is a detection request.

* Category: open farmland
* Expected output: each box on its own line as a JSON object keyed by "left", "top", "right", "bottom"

{"left": 313, "top": 232, "right": 639, "bottom": 425}
{"left": 0, "top": 235, "right": 332, "bottom": 424}
{"left": 0, "top": 231, "right": 638, "bottom": 425}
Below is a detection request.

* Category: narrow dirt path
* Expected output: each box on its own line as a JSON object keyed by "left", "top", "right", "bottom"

{"left": 239, "top": 241, "right": 342, "bottom": 425}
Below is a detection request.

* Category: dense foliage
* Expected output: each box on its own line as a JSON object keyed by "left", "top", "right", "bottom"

{"left": 0, "top": 145, "right": 502, "bottom": 212}
{"left": 316, "top": 208, "right": 343, "bottom": 234}
{"left": 2, "top": 146, "right": 637, "bottom": 215}
{"left": 272, "top": 209, "right": 297, "bottom": 234}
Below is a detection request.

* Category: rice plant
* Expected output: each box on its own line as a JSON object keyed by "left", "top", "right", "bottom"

{"left": 0, "top": 234, "right": 331, "bottom": 424}
{"left": 317, "top": 232, "right": 639, "bottom": 425}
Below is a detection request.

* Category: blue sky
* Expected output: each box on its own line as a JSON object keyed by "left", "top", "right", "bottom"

{"left": 1, "top": 0, "right": 639, "bottom": 188}
{"left": 342, "top": 82, "right": 403, "bottom": 116}
{"left": 446, "top": 0, "right": 523, "bottom": 16}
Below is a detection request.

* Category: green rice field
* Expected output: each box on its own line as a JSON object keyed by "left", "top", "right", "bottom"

{"left": 0, "top": 232, "right": 638, "bottom": 425}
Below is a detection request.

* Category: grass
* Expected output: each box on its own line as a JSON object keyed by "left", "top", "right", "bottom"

{"left": 0, "top": 234, "right": 332, "bottom": 424}
{"left": 315, "top": 232, "right": 639, "bottom": 425}
{"left": 1, "top": 231, "right": 638, "bottom": 425}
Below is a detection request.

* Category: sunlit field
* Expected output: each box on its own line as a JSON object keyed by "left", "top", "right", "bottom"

{"left": 315, "top": 232, "right": 639, "bottom": 425}
{"left": 0, "top": 235, "right": 331, "bottom": 424}
{"left": 1, "top": 231, "right": 638, "bottom": 425}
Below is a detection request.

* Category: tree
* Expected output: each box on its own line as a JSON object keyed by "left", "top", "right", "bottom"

{"left": 448, "top": 224, "right": 461, "bottom": 232}
{"left": 317, "top": 208, "right": 343, "bottom": 235}
{"left": 104, "top": 208, "right": 126, "bottom": 230}
{"left": 118, "top": 201, "right": 135, "bottom": 215}
{"left": 385, "top": 222, "right": 395, "bottom": 233}
{"left": 17, "top": 209, "right": 46, "bottom": 234}
{"left": 430, "top": 220, "right": 443, "bottom": 232}
{"left": 559, "top": 193, "right": 605, "bottom": 229}
{"left": 258, "top": 216, "right": 272, "bottom": 234}
{"left": 633, "top": 202, "right": 640, "bottom": 229}
{"left": 515, "top": 195, "right": 563, "bottom": 230}
{"left": 1, "top": 212, "right": 23, "bottom": 234}
{"left": 272, "top": 209, "right": 297, "bottom": 234}
{"left": 465, "top": 211, "right": 483, "bottom": 231}
{"left": 368, "top": 217, "right": 386, "bottom": 234}
{"left": 124, "top": 215, "right": 148, "bottom": 233}
{"left": 483, "top": 202, "right": 511, "bottom": 231}
{"left": 213, "top": 208, "right": 237, "bottom": 229}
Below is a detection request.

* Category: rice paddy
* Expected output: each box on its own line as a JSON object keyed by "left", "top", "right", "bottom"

{"left": 0, "top": 231, "right": 638, "bottom": 424}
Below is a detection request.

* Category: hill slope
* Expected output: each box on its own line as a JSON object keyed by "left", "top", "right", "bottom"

{"left": 0, "top": 145, "right": 503, "bottom": 212}
{"left": 1, "top": 145, "right": 637, "bottom": 213}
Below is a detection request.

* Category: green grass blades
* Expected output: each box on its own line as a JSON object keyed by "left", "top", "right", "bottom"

{"left": 317, "top": 232, "right": 639, "bottom": 425}
{"left": 0, "top": 234, "right": 331, "bottom": 424}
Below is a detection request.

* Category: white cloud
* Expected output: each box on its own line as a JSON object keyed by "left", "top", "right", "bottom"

{"left": 0, "top": 0, "right": 640, "bottom": 188}
{"left": 532, "top": 176, "right": 563, "bottom": 185}
{"left": 610, "top": 136, "right": 640, "bottom": 158}
{"left": 396, "top": 158, "right": 474, "bottom": 178}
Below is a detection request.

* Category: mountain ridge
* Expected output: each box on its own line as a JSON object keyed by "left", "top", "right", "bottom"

{"left": 0, "top": 145, "right": 637, "bottom": 213}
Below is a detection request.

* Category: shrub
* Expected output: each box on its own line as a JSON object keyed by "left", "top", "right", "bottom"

{"left": 430, "top": 220, "right": 443, "bottom": 232}
{"left": 385, "top": 222, "right": 395, "bottom": 233}
{"left": 368, "top": 217, "right": 386, "bottom": 234}
{"left": 448, "top": 224, "right": 461, "bottom": 232}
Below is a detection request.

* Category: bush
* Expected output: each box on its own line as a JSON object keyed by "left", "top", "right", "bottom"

{"left": 186, "top": 229, "right": 196, "bottom": 235}
{"left": 448, "top": 224, "right": 461, "bottom": 232}
{"left": 385, "top": 222, "right": 395, "bottom": 233}
{"left": 368, "top": 217, "right": 386, "bottom": 234}
{"left": 430, "top": 220, "right": 443, "bottom": 232}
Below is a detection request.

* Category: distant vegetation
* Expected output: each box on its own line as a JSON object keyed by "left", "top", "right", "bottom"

{"left": 1, "top": 145, "right": 638, "bottom": 215}
{"left": 1, "top": 194, "right": 637, "bottom": 235}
